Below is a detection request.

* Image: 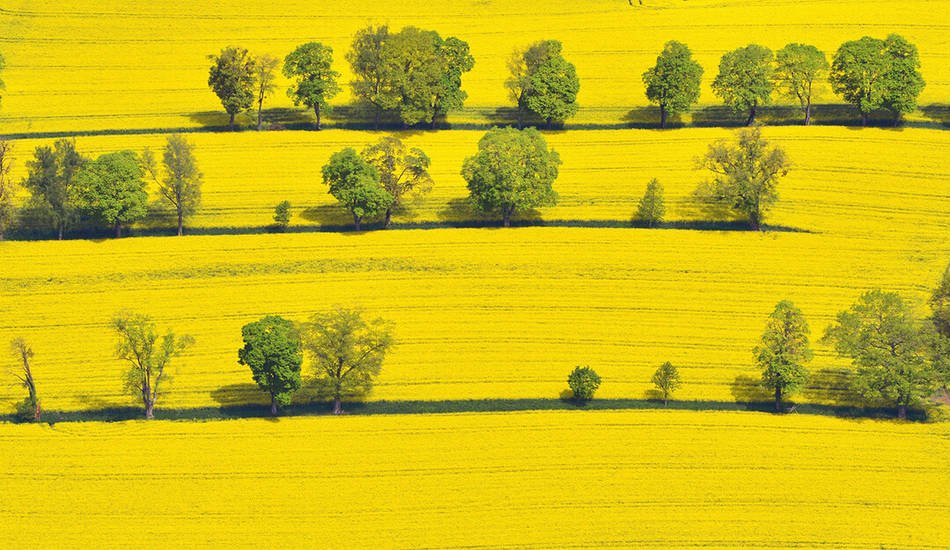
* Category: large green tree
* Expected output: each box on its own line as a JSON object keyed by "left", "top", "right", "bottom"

{"left": 238, "top": 316, "right": 303, "bottom": 416}
{"left": 830, "top": 35, "right": 925, "bottom": 126}
{"left": 507, "top": 40, "right": 579, "bottom": 128}
{"left": 642, "top": 41, "right": 703, "bottom": 128}
{"left": 208, "top": 46, "right": 256, "bottom": 129}
{"left": 0, "top": 140, "right": 15, "bottom": 240}
{"left": 74, "top": 150, "right": 148, "bottom": 238}
{"left": 822, "top": 290, "right": 939, "bottom": 419}
{"left": 143, "top": 134, "right": 203, "bottom": 236}
{"left": 22, "top": 139, "right": 86, "bottom": 240}
{"left": 347, "top": 25, "right": 398, "bottom": 130}
{"left": 774, "top": 43, "right": 829, "bottom": 126}
{"left": 361, "top": 136, "right": 433, "bottom": 228}
{"left": 301, "top": 307, "right": 394, "bottom": 414}
{"left": 694, "top": 125, "right": 790, "bottom": 230}
{"left": 284, "top": 42, "right": 340, "bottom": 130}
{"left": 461, "top": 127, "right": 561, "bottom": 227}
{"left": 753, "top": 300, "right": 812, "bottom": 412}
{"left": 322, "top": 148, "right": 393, "bottom": 230}
{"left": 932, "top": 261, "right": 950, "bottom": 339}
{"left": 712, "top": 44, "right": 774, "bottom": 125}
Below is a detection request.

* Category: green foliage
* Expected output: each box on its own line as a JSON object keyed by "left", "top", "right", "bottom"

{"left": 651, "top": 361, "right": 680, "bottom": 405}
{"left": 73, "top": 150, "right": 148, "bottom": 237}
{"left": 283, "top": 42, "right": 340, "bottom": 130}
{"left": 830, "top": 34, "right": 925, "bottom": 124}
{"left": 567, "top": 365, "right": 601, "bottom": 403}
{"left": 252, "top": 54, "right": 280, "bottom": 131}
{"left": 207, "top": 46, "right": 256, "bottom": 128}
{"left": 694, "top": 125, "right": 790, "bottom": 230}
{"left": 822, "top": 290, "right": 938, "bottom": 418}
{"left": 347, "top": 25, "right": 398, "bottom": 128}
{"left": 931, "top": 261, "right": 950, "bottom": 339}
{"left": 143, "top": 134, "right": 202, "bottom": 236}
{"left": 113, "top": 311, "right": 194, "bottom": 419}
{"left": 754, "top": 300, "right": 812, "bottom": 411}
{"left": 22, "top": 138, "right": 85, "bottom": 239}
{"left": 635, "top": 178, "right": 665, "bottom": 227}
{"left": 361, "top": 136, "right": 433, "bottom": 227}
{"left": 273, "top": 200, "right": 292, "bottom": 230}
{"left": 642, "top": 41, "right": 703, "bottom": 128}
{"left": 461, "top": 127, "right": 560, "bottom": 227}
{"left": 774, "top": 43, "right": 829, "bottom": 125}
{"left": 711, "top": 44, "right": 774, "bottom": 125}
{"left": 238, "top": 316, "right": 303, "bottom": 415}
{"left": 507, "top": 40, "right": 579, "bottom": 128}
{"left": 0, "top": 140, "right": 14, "bottom": 240}
{"left": 321, "top": 148, "right": 393, "bottom": 230}
{"left": 300, "top": 307, "right": 395, "bottom": 414}
{"left": 10, "top": 337, "right": 40, "bottom": 422}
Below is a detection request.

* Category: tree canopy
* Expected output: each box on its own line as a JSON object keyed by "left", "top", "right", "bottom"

{"left": 753, "top": 300, "right": 812, "bottom": 412}
{"left": 208, "top": 46, "right": 256, "bottom": 129}
{"left": 0, "top": 140, "right": 14, "bottom": 240}
{"left": 361, "top": 136, "right": 433, "bottom": 228}
{"left": 635, "top": 178, "right": 665, "bottom": 227}
{"left": 651, "top": 362, "right": 680, "bottom": 406}
{"left": 711, "top": 44, "right": 774, "bottom": 125}
{"left": 322, "top": 148, "right": 393, "bottom": 230}
{"left": 22, "top": 139, "right": 85, "bottom": 239}
{"left": 143, "top": 134, "right": 203, "bottom": 237}
{"left": 74, "top": 150, "right": 148, "bottom": 238}
{"left": 284, "top": 42, "right": 340, "bottom": 130}
{"left": 507, "top": 40, "right": 579, "bottom": 128}
{"left": 642, "top": 41, "right": 703, "bottom": 128}
{"left": 238, "top": 316, "right": 303, "bottom": 415}
{"left": 774, "top": 43, "right": 829, "bottom": 125}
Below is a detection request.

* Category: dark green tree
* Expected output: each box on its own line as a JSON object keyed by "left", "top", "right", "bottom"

{"left": 461, "top": 127, "right": 560, "bottom": 227}
{"left": 321, "top": 148, "right": 393, "bottom": 230}
{"left": 74, "top": 150, "right": 148, "bottom": 238}
{"left": 635, "top": 178, "right": 665, "bottom": 227}
{"left": 22, "top": 139, "right": 85, "bottom": 240}
{"left": 642, "top": 41, "right": 703, "bottom": 128}
{"left": 143, "top": 134, "right": 203, "bottom": 236}
{"left": 754, "top": 300, "right": 812, "bottom": 412}
{"left": 238, "top": 316, "right": 303, "bottom": 416}
{"left": 301, "top": 307, "right": 394, "bottom": 414}
{"left": 651, "top": 361, "right": 680, "bottom": 406}
{"left": 284, "top": 42, "right": 341, "bottom": 130}
{"left": 273, "top": 200, "right": 292, "bottom": 230}
{"left": 567, "top": 366, "right": 601, "bottom": 403}
{"left": 507, "top": 40, "right": 579, "bottom": 128}
{"left": 361, "top": 136, "right": 433, "bottom": 228}
{"left": 347, "top": 25, "right": 398, "bottom": 130}
{"left": 208, "top": 46, "right": 256, "bottom": 129}
{"left": 0, "top": 140, "right": 15, "bottom": 240}
{"left": 774, "top": 43, "right": 829, "bottom": 125}
{"left": 712, "top": 44, "right": 774, "bottom": 125}
{"left": 931, "top": 261, "right": 950, "bottom": 339}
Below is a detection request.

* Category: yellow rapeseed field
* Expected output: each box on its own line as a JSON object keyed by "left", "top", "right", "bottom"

{"left": 0, "top": 410, "right": 947, "bottom": 548}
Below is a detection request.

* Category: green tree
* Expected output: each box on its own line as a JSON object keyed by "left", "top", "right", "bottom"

{"left": 822, "top": 290, "right": 938, "bottom": 419}
{"left": 208, "top": 46, "right": 256, "bottom": 129}
{"left": 774, "top": 43, "right": 829, "bottom": 126}
{"left": 347, "top": 25, "right": 398, "bottom": 130}
{"left": 74, "top": 151, "right": 148, "bottom": 238}
{"left": 461, "top": 127, "right": 560, "bottom": 227}
{"left": 651, "top": 361, "right": 680, "bottom": 406}
{"left": 238, "top": 316, "right": 303, "bottom": 416}
{"left": 321, "top": 148, "right": 393, "bottom": 230}
{"left": 143, "top": 134, "right": 203, "bottom": 236}
{"left": 694, "top": 125, "right": 790, "bottom": 230}
{"left": 22, "top": 139, "right": 85, "bottom": 240}
{"left": 283, "top": 42, "right": 341, "bottom": 130}
{"left": 931, "top": 261, "right": 950, "bottom": 339}
{"left": 754, "top": 300, "right": 812, "bottom": 412}
{"left": 712, "top": 44, "right": 774, "bottom": 125}
{"left": 429, "top": 36, "right": 475, "bottom": 129}
{"left": 301, "top": 307, "right": 394, "bottom": 414}
{"left": 113, "top": 311, "right": 194, "bottom": 420}
{"left": 635, "top": 178, "right": 665, "bottom": 227}
{"left": 361, "top": 136, "right": 433, "bottom": 228}
{"left": 567, "top": 366, "right": 601, "bottom": 403}
{"left": 11, "top": 338, "right": 40, "bottom": 422}
{"left": 830, "top": 35, "right": 925, "bottom": 126}
{"left": 273, "top": 200, "right": 292, "bottom": 230}
{"left": 253, "top": 54, "right": 280, "bottom": 131}
{"left": 506, "top": 40, "right": 579, "bottom": 129}
{"left": 0, "top": 140, "right": 15, "bottom": 240}
{"left": 642, "top": 41, "right": 703, "bottom": 128}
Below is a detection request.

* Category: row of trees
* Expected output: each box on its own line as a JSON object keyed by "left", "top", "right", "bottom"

{"left": 204, "top": 30, "right": 925, "bottom": 131}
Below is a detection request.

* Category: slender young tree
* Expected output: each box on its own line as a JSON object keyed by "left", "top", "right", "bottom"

{"left": 22, "top": 139, "right": 85, "bottom": 240}
{"left": 238, "top": 316, "right": 303, "bottom": 416}
{"left": 321, "top": 148, "right": 393, "bottom": 230}
{"left": 253, "top": 54, "right": 280, "bottom": 131}
{"left": 753, "top": 300, "right": 812, "bottom": 412}
{"left": 642, "top": 41, "right": 703, "bottom": 128}
{"left": 651, "top": 362, "right": 680, "bottom": 406}
{"left": 208, "top": 46, "right": 256, "bottom": 129}
{"left": 774, "top": 43, "right": 829, "bottom": 126}
{"left": 712, "top": 44, "right": 774, "bottom": 125}
{"left": 143, "top": 134, "right": 203, "bottom": 236}
{"left": 635, "top": 178, "right": 665, "bottom": 227}
{"left": 10, "top": 338, "right": 40, "bottom": 422}
{"left": 284, "top": 42, "right": 341, "bottom": 130}
{"left": 0, "top": 140, "right": 15, "bottom": 240}
{"left": 361, "top": 136, "right": 433, "bottom": 228}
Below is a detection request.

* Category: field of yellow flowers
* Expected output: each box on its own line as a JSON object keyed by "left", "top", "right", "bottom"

{"left": 1, "top": 410, "right": 947, "bottom": 547}
{"left": 1, "top": 0, "right": 948, "bottom": 133}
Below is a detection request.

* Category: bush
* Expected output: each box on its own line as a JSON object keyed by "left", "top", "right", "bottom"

{"left": 566, "top": 365, "right": 601, "bottom": 403}
{"left": 15, "top": 397, "right": 40, "bottom": 422}
{"left": 273, "top": 200, "right": 292, "bottom": 230}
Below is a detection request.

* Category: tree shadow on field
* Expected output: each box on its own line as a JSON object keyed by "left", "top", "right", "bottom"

{"left": 210, "top": 383, "right": 269, "bottom": 408}
{"left": 622, "top": 107, "right": 685, "bottom": 129}
{"left": 919, "top": 103, "right": 950, "bottom": 127}
{"left": 730, "top": 374, "right": 771, "bottom": 403}
{"left": 435, "top": 197, "right": 542, "bottom": 226}
{"left": 801, "top": 367, "right": 857, "bottom": 406}
{"left": 299, "top": 204, "right": 353, "bottom": 227}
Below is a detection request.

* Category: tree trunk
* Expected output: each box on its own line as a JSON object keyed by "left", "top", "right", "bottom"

{"left": 746, "top": 103, "right": 757, "bottom": 126}
{"left": 502, "top": 210, "right": 511, "bottom": 228}
{"left": 145, "top": 401, "right": 154, "bottom": 420}
{"left": 517, "top": 106, "right": 524, "bottom": 130}
{"left": 861, "top": 112, "right": 869, "bottom": 127}
{"left": 749, "top": 211, "right": 761, "bottom": 231}
{"left": 659, "top": 104, "right": 667, "bottom": 129}
{"left": 332, "top": 397, "right": 343, "bottom": 415}
{"left": 353, "top": 213, "right": 362, "bottom": 231}
{"left": 374, "top": 106, "right": 381, "bottom": 131}
{"left": 664, "top": 394, "right": 669, "bottom": 407}
{"left": 315, "top": 104, "right": 322, "bottom": 130}
{"left": 384, "top": 208, "right": 393, "bottom": 229}
{"left": 775, "top": 386, "right": 782, "bottom": 413}
{"left": 431, "top": 114, "right": 438, "bottom": 130}
{"left": 804, "top": 99, "right": 812, "bottom": 126}
{"left": 897, "top": 404, "right": 907, "bottom": 420}
{"left": 270, "top": 396, "right": 278, "bottom": 416}
{"left": 546, "top": 117, "right": 553, "bottom": 130}
{"left": 229, "top": 112, "right": 236, "bottom": 130}
{"left": 257, "top": 101, "right": 264, "bottom": 131}
{"left": 177, "top": 207, "right": 184, "bottom": 237}
{"left": 114, "top": 221, "right": 122, "bottom": 239}
{"left": 58, "top": 224, "right": 64, "bottom": 240}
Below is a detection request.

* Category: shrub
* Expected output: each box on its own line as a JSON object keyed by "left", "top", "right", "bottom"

{"left": 273, "top": 200, "right": 292, "bottom": 230}
{"left": 567, "top": 365, "right": 601, "bottom": 403}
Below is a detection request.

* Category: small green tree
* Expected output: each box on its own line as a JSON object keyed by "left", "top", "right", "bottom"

{"left": 321, "top": 148, "right": 393, "bottom": 231}
{"left": 238, "top": 316, "right": 303, "bottom": 416}
{"left": 0, "top": 140, "right": 15, "bottom": 240}
{"left": 253, "top": 54, "right": 280, "bottom": 131}
{"left": 567, "top": 366, "right": 601, "bottom": 403}
{"left": 695, "top": 125, "right": 790, "bottom": 230}
{"left": 507, "top": 40, "right": 579, "bottom": 128}
{"left": 273, "top": 200, "right": 292, "bottom": 230}
{"left": 651, "top": 361, "right": 680, "bottom": 406}
{"left": 284, "top": 42, "right": 341, "bottom": 130}
{"left": 22, "top": 139, "right": 85, "bottom": 240}
{"left": 635, "top": 178, "right": 665, "bottom": 227}
{"left": 208, "top": 46, "right": 256, "bottom": 129}
{"left": 461, "top": 127, "right": 561, "bottom": 227}
{"left": 301, "top": 307, "right": 394, "bottom": 414}
{"left": 11, "top": 338, "right": 40, "bottom": 422}
{"left": 753, "top": 300, "right": 812, "bottom": 412}
{"left": 822, "top": 290, "right": 938, "bottom": 419}
{"left": 712, "top": 44, "right": 774, "bottom": 125}
{"left": 142, "top": 134, "right": 203, "bottom": 237}
{"left": 642, "top": 41, "right": 703, "bottom": 128}
{"left": 74, "top": 150, "right": 148, "bottom": 238}
{"left": 774, "top": 43, "right": 829, "bottom": 126}
{"left": 113, "top": 311, "right": 194, "bottom": 419}
{"left": 361, "top": 136, "right": 433, "bottom": 228}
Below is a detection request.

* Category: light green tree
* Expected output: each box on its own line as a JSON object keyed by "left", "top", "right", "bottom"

{"left": 208, "top": 46, "right": 256, "bottom": 129}
{"left": 284, "top": 42, "right": 340, "bottom": 130}
{"left": 361, "top": 136, "right": 433, "bottom": 228}
{"left": 754, "top": 300, "right": 812, "bottom": 412}
{"left": 507, "top": 40, "right": 579, "bottom": 129}
{"left": 322, "top": 148, "right": 393, "bottom": 230}
{"left": 712, "top": 44, "right": 774, "bottom": 125}
{"left": 74, "top": 150, "right": 148, "bottom": 238}
{"left": 143, "top": 134, "right": 203, "bottom": 236}
{"left": 567, "top": 366, "right": 601, "bottom": 403}
{"left": 635, "top": 178, "right": 665, "bottom": 227}
{"left": 651, "top": 362, "right": 680, "bottom": 406}
{"left": 642, "top": 41, "right": 703, "bottom": 128}
{"left": 774, "top": 43, "right": 829, "bottom": 125}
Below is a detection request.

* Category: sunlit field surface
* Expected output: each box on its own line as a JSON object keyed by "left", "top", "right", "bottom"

{"left": 0, "top": 0, "right": 948, "bottom": 133}
{"left": 0, "top": 411, "right": 947, "bottom": 548}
